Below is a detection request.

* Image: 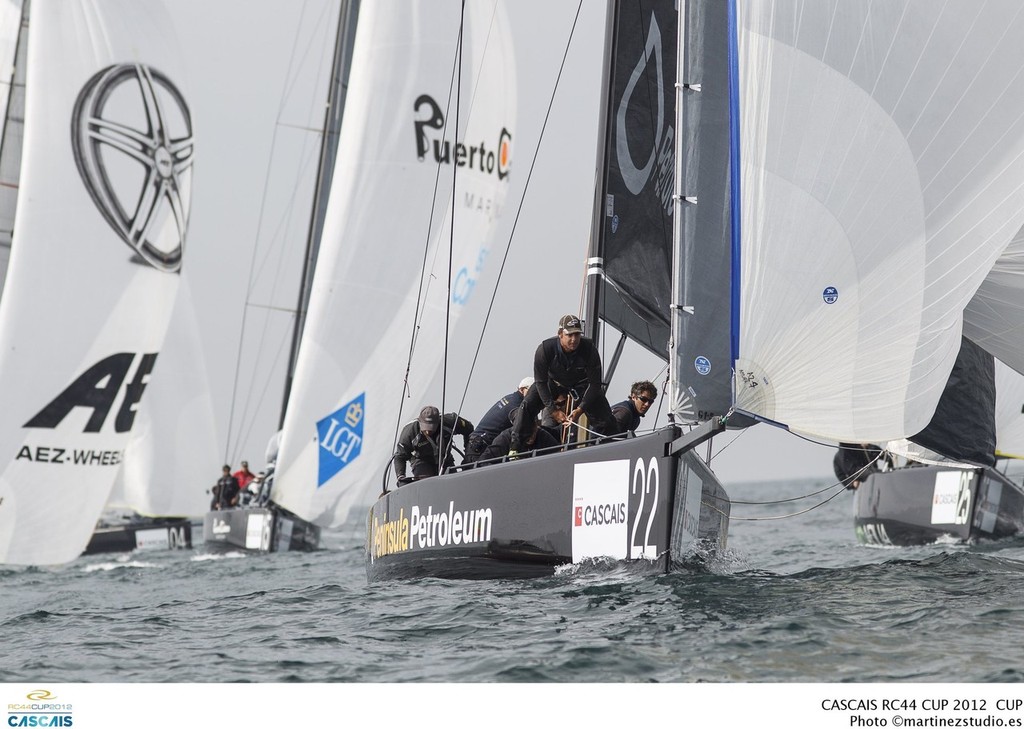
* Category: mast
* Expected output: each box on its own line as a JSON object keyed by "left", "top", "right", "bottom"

{"left": 582, "top": 0, "right": 619, "bottom": 352}
{"left": 0, "top": 0, "right": 27, "bottom": 296}
{"left": 667, "top": 0, "right": 687, "bottom": 422}
{"left": 278, "top": 0, "right": 360, "bottom": 427}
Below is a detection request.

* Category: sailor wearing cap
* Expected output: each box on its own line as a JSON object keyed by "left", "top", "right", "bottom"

{"left": 393, "top": 405, "right": 475, "bottom": 484}
{"left": 509, "top": 313, "right": 618, "bottom": 455}
{"left": 463, "top": 376, "right": 535, "bottom": 464}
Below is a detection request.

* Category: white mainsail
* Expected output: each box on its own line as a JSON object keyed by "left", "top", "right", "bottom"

{"left": 272, "top": 0, "right": 610, "bottom": 527}
{"left": 272, "top": 0, "right": 518, "bottom": 526}
{"left": 0, "top": 0, "right": 191, "bottom": 565}
{"left": 728, "top": 1, "right": 1024, "bottom": 443}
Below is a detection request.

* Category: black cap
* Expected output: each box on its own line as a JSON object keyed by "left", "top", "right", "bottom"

{"left": 418, "top": 406, "right": 440, "bottom": 431}
{"left": 558, "top": 314, "right": 582, "bottom": 334}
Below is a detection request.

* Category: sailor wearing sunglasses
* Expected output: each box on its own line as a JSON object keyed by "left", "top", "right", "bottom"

{"left": 611, "top": 380, "right": 658, "bottom": 436}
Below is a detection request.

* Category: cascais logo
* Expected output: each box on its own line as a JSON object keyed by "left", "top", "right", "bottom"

{"left": 71, "top": 63, "right": 194, "bottom": 273}
{"left": 413, "top": 94, "right": 511, "bottom": 179}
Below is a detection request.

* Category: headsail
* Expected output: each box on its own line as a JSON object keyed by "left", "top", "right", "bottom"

{"left": 730, "top": 1, "right": 1024, "bottom": 443}
{"left": 0, "top": 0, "right": 191, "bottom": 565}
{"left": 666, "top": 0, "right": 735, "bottom": 422}
{"left": 905, "top": 337, "right": 996, "bottom": 467}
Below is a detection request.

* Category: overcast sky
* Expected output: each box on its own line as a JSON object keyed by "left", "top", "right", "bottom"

{"left": 161, "top": 0, "right": 837, "bottom": 491}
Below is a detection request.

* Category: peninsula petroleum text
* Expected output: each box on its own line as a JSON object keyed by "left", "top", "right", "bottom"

{"left": 371, "top": 502, "right": 493, "bottom": 560}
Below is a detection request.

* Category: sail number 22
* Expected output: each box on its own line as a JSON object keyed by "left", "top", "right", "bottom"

{"left": 630, "top": 458, "right": 659, "bottom": 560}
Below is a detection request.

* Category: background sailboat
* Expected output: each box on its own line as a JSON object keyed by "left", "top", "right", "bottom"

{"left": 201, "top": 0, "right": 358, "bottom": 554}
{"left": 0, "top": 0, "right": 192, "bottom": 566}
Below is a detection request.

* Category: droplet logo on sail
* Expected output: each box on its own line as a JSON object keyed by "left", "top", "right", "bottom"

{"left": 70, "top": 63, "right": 194, "bottom": 273}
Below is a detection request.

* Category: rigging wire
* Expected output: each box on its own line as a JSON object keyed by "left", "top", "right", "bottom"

{"left": 391, "top": 4, "right": 469, "bottom": 482}
{"left": 453, "top": 0, "right": 588, "bottom": 417}
{"left": 440, "top": 0, "right": 466, "bottom": 474}
{"left": 223, "top": 0, "right": 335, "bottom": 465}
{"left": 707, "top": 484, "right": 849, "bottom": 522}
{"left": 706, "top": 440, "right": 889, "bottom": 521}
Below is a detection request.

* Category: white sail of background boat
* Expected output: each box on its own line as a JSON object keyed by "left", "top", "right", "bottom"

{"left": 271, "top": 0, "right": 553, "bottom": 528}
{"left": 109, "top": 2, "right": 349, "bottom": 559}
{"left": 0, "top": 0, "right": 192, "bottom": 565}
{"left": 106, "top": 277, "right": 219, "bottom": 517}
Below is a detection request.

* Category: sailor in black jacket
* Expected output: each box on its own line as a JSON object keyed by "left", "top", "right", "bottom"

{"left": 611, "top": 380, "right": 658, "bottom": 436}
{"left": 464, "top": 376, "right": 533, "bottom": 463}
{"left": 510, "top": 314, "right": 618, "bottom": 452}
{"left": 394, "top": 405, "right": 474, "bottom": 483}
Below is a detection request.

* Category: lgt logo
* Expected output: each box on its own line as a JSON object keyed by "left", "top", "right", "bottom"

{"left": 316, "top": 392, "right": 366, "bottom": 486}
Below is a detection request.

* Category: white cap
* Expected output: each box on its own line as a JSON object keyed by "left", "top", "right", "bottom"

{"left": 518, "top": 376, "right": 534, "bottom": 389}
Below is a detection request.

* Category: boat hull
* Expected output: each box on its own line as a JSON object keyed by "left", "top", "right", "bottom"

{"left": 202, "top": 505, "right": 321, "bottom": 553}
{"left": 365, "top": 427, "right": 730, "bottom": 581}
{"left": 83, "top": 517, "right": 193, "bottom": 556}
{"left": 854, "top": 465, "right": 1024, "bottom": 546}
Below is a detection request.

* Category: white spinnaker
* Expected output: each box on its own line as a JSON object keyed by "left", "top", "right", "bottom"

{"left": 109, "top": 276, "right": 218, "bottom": 518}
{"left": 0, "top": 0, "right": 189, "bottom": 565}
{"left": 994, "top": 360, "right": 1024, "bottom": 461}
{"left": 272, "top": 0, "right": 518, "bottom": 526}
{"left": 733, "top": 1, "right": 1024, "bottom": 442}
{"left": 963, "top": 225, "right": 1024, "bottom": 375}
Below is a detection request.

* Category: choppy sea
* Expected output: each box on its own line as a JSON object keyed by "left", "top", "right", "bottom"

{"left": 3, "top": 476, "right": 1023, "bottom": 703}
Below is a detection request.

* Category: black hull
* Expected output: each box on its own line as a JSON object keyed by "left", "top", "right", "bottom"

{"left": 366, "top": 427, "right": 730, "bottom": 581}
{"left": 83, "top": 517, "right": 193, "bottom": 556}
{"left": 202, "top": 504, "right": 321, "bottom": 553}
{"left": 854, "top": 465, "right": 1024, "bottom": 546}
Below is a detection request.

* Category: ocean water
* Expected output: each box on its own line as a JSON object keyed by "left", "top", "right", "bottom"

{"left": 2, "top": 477, "right": 1023, "bottom": 685}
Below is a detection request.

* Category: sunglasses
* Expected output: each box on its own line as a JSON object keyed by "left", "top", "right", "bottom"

{"left": 636, "top": 395, "right": 655, "bottom": 405}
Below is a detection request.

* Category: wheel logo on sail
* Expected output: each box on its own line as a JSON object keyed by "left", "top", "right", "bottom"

{"left": 70, "top": 64, "right": 194, "bottom": 273}
{"left": 694, "top": 356, "right": 711, "bottom": 376}
{"left": 822, "top": 286, "right": 839, "bottom": 304}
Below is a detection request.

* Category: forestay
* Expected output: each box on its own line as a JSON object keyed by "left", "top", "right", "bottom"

{"left": 728, "top": 1, "right": 1024, "bottom": 443}
{"left": 0, "top": 0, "right": 191, "bottom": 565}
